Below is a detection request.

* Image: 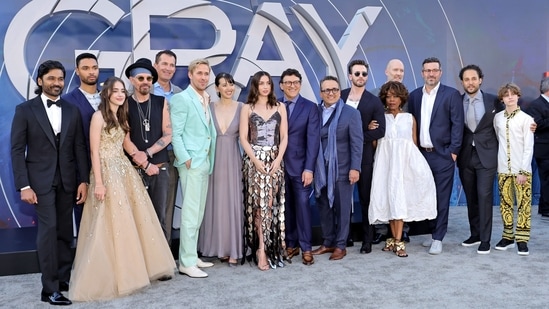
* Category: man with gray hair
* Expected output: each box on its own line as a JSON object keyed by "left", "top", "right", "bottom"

{"left": 525, "top": 76, "right": 549, "bottom": 219}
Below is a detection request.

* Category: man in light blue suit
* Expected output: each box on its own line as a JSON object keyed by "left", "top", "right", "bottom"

{"left": 170, "top": 58, "right": 217, "bottom": 278}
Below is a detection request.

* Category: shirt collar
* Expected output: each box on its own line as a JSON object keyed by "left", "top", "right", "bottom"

{"left": 284, "top": 94, "right": 300, "bottom": 105}
{"left": 41, "top": 93, "right": 60, "bottom": 106}
{"left": 422, "top": 82, "right": 440, "bottom": 95}
{"left": 465, "top": 91, "right": 482, "bottom": 104}
{"left": 541, "top": 93, "right": 549, "bottom": 103}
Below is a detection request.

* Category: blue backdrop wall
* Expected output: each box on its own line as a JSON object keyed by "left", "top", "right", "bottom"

{"left": 1, "top": 0, "right": 547, "bottom": 228}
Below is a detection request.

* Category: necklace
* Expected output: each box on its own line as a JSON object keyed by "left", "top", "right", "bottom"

{"left": 134, "top": 95, "right": 151, "bottom": 143}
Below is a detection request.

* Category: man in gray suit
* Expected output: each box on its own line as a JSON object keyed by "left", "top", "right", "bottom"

{"left": 457, "top": 64, "right": 502, "bottom": 254}
{"left": 312, "top": 75, "right": 363, "bottom": 261}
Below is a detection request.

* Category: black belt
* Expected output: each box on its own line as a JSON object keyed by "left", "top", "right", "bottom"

{"left": 421, "top": 147, "right": 434, "bottom": 152}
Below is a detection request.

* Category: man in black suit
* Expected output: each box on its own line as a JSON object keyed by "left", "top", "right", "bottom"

{"left": 340, "top": 59, "right": 386, "bottom": 254}
{"left": 408, "top": 57, "right": 464, "bottom": 255}
{"left": 525, "top": 77, "right": 549, "bottom": 218}
{"left": 11, "top": 60, "right": 89, "bottom": 305}
{"left": 457, "top": 65, "right": 502, "bottom": 254}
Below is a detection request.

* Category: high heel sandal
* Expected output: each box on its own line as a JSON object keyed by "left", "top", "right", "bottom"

{"left": 256, "top": 250, "right": 270, "bottom": 271}
{"left": 394, "top": 240, "right": 408, "bottom": 257}
{"left": 382, "top": 238, "right": 395, "bottom": 252}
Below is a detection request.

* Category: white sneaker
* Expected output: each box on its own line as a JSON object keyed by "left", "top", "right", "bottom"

{"left": 179, "top": 265, "right": 208, "bottom": 278}
{"left": 197, "top": 258, "right": 214, "bottom": 268}
{"left": 422, "top": 238, "right": 433, "bottom": 247}
{"left": 429, "top": 240, "right": 443, "bottom": 255}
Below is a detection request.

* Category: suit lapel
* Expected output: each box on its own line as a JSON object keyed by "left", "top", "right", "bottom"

{"left": 187, "top": 89, "right": 209, "bottom": 127}
{"left": 289, "top": 97, "right": 304, "bottom": 122}
{"left": 59, "top": 100, "right": 71, "bottom": 147}
{"left": 30, "top": 97, "right": 57, "bottom": 148}
{"left": 430, "top": 85, "right": 444, "bottom": 123}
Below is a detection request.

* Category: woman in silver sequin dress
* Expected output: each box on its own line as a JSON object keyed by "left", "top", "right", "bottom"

{"left": 240, "top": 71, "right": 288, "bottom": 270}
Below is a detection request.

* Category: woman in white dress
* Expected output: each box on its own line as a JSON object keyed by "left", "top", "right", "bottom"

{"left": 368, "top": 81, "right": 437, "bottom": 257}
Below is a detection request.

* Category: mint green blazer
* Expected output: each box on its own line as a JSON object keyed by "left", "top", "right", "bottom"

{"left": 169, "top": 87, "right": 217, "bottom": 174}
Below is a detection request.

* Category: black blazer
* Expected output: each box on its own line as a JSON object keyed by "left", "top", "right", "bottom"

{"left": 11, "top": 96, "right": 89, "bottom": 195}
{"left": 340, "top": 88, "right": 385, "bottom": 166}
{"left": 457, "top": 91, "right": 503, "bottom": 170}
{"left": 525, "top": 95, "right": 549, "bottom": 158}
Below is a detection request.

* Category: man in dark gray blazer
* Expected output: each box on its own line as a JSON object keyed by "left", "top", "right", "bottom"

{"left": 408, "top": 57, "right": 464, "bottom": 255}
{"left": 312, "top": 76, "right": 363, "bottom": 261}
{"left": 457, "top": 65, "right": 503, "bottom": 254}
{"left": 525, "top": 76, "right": 549, "bottom": 218}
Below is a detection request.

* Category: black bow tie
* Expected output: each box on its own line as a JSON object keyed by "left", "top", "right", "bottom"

{"left": 47, "top": 99, "right": 61, "bottom": 108}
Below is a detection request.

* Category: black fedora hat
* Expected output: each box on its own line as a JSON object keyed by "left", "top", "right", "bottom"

{"left": 125, "top": 58, "right": 158, "bottom": 84}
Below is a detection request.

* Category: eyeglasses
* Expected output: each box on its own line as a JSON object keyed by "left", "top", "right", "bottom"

{"left": 422, "top": 69, "right": 441, "bottom": 74}
{"left": 321, "top": 88, "right": 340, "bottom": 94}
{"left": 282, "top": 80, "right": 301, "bottom": 86}
{"left": 135, "top": 76, "right": 153, "bottom": 82}
{"left": 353, "top": 71, "right": 368, "bottom": 77}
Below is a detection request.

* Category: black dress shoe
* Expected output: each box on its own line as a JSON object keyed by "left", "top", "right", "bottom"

{"left": 360, "top": 243, "right": 372, "bottom": 254}
{"left": 402, "top": 232, "right": 410, "bottom": 243}
{"left": 372, "top": 233, "right": 386, "bottom": 245}
{"left": 346, "top": 238, "right": 354, "bottom": 247}
{"left": 41, "top": 291, "right": 72, "bottom": 305}
{"left": 59, "top": 281, "right": 69, "bottom": 292}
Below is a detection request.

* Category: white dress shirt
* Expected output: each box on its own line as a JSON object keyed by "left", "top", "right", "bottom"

{"left": 41, "top": 93, "right": 62, "bottom": 134}
{"left": 419, "top": 82, "right": 440, "bottom": 148}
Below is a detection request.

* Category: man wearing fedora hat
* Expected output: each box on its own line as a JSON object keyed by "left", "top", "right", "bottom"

{"left": 123, "top": 58, "right": 173, "bottom": 240}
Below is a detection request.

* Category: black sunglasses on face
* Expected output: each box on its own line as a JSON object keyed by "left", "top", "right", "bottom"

{"left": 136, "top": 76, "right": 153, "bottom": 82}
{"left": 353, "top": 71, "right": 368, "bottom": 77}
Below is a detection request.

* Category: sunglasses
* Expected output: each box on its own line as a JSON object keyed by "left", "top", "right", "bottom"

{"left": 353, "top": 71, "right": 368, "bottom": 77}
{"left": 135, "top": 76, "right": 153, "bottom": 82}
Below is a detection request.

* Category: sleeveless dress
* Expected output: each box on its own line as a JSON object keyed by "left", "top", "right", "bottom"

{"left": 70, "top": 126, "right": 175, "bottom": 301}
{"left": 243, "top": 108, "right": 286, "bottom": 268}
{"left": 198, "top": 102, "right": 244, "bottom": 260}
{"left": 369, "top": 113, "right": 437, "bottom": 223}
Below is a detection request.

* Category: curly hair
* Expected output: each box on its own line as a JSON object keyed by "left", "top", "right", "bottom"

{"left": 379, "top": 81, "right": 409, "bottom": 108}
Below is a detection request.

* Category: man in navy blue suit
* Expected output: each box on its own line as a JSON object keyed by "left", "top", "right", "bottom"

{"left": 279, "top": 68, "right": 320, "bottom": 265}
{"left": 312, "top": 76, "right": 363, "bottom": 261}
{"left": 408, "top": 57, "right": 464, "bottom": 255}
{"left": 62, "top": 52, "right": 100, "bottom": 233}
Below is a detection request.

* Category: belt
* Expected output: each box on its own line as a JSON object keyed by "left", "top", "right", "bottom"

{"left": 421, "top": 147, "right": 434, "bottom": 152}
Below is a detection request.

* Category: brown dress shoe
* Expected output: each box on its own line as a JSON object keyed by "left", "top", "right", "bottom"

{"left": 302, "top": 251, "right": 314, "bottom": 265}
{"left": 286, "top": 247, "right": 300, "bottom": 259}
{"left": 311, "top": 245, "right": 336, "bottom": 255}
{"left": 329, "top": 248, "right": 347, "bottom": 260}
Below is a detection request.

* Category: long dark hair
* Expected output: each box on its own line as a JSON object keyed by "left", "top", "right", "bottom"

{"left": 98, "top": 77, "right": 130, "bottom": 133}
{"left": 246, "top": 71, "right": 278, "bottom": 108}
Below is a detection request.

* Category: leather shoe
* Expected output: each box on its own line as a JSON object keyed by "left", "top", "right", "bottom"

{"left": 59, "top": 281, "right": 69, "bottom": 292}
{"left": 401, "top": 231, "right": 410, "bottom": 243}
{"left": 329, "top": 248, "right": 347, "bottom": 260}
{"left": 346, "top": 237, "right": 354, "bottom": 247}
{"left": 302, "top": 251, "right": 314, "bottom": 265}
{"left": 360, "top": 242, "right": 372, "bottom": 254}
{"left": 41, "top": 291, "right": 72, "bottom": 305}
{"left": 311, "top": 245, "right": 335, "bottom": 255}
{"left": 197, "top": 258, "right": 214, "bottom": 268}
{"left": 179, "top": 265, "right": 208, "bottom": 278}
{"left": 286, "top": 247, "right": 300, "bottom": 259}
{"left": 372, "top": 233, "right": 387, "bottom": 245}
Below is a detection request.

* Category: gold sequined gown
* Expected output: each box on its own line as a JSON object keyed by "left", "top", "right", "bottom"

{"left": 70, "top": 126, "right": 175, "bottom": 301}
{"left": 243, "top": 110, "right": 286, "bottom": 268}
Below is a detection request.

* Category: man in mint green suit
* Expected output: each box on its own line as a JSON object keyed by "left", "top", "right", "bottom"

{"left": 170, "top": 58, "right": 217, "bottom": 278}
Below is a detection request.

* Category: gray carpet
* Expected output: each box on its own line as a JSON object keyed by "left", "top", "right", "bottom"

{"left": 2, "top": 206, "right": 549, "bottom": 308}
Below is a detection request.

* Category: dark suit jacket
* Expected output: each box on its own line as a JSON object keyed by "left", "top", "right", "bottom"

{"left": 279, "top": 95, "right": 320, "bottom": 177}
{"left": 340, "top": 88, "right": 385, "bottom": 166}
{"left": 408, "top": 84, "right": 464, "bottom": 172}
{"left": 62, "top": 87, "right": 96, "bottom": 154}
{"left": 457, "top": 91, "right": 502, "bottom": 169}
{"left": 525, "top": 95, "right": 549, "bottom": 158}
{"left": 11, "top": 96, "right": 89, "bottom": 194}
{"left": 319, "top": 101, "right": 364, "bottom": 180}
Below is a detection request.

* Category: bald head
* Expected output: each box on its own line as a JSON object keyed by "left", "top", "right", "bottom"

{"left": 385, "top": 59, "right": 404, "bottom": 82}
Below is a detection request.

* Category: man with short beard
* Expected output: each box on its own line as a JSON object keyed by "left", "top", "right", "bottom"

{"left": 62, "top": 52, "right": 100, "bottom": 232}
{"left": 123, "top": 58, "right": 173, "bottom": 240}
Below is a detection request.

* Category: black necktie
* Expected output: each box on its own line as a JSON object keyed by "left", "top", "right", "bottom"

{"left": 47, "top": 99, "right": 61, "bottom": 108}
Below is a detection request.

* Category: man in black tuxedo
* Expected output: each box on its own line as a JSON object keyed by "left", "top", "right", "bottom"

{"left": 525, "top": 77, "right": 549, "bottom": 218}
{"left": 340, "top": 59, "right": 386, "bottom": 254}
{"left": 408, "top": 57, "right": 464, "bottom": 255}
{"left": 11, "top": 60, "right": 89, "bottom": 305}
{"left": 457, "top": 65, "right": 502, "bottom": 254}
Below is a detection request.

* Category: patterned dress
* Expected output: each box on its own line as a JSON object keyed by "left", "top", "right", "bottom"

{"left": 243, "top": 108, "right": 286, "bottom": 268}
{"left": 70, "top": 126, "right": 175, "bottom": 301}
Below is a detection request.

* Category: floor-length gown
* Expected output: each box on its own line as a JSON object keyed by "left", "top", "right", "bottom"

{"left": 70, "top": 126, "right": 175, "bottom": 301}
{"left": 243, "top": 107, "right": 286, "bottom": 268}
{"left": 198, "top": 102, "right": 244, "bottom": 260}
{"left": 369, "top": 113, "right": 437, "bottom": 223}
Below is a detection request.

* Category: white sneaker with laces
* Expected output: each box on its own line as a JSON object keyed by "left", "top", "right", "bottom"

{"left": 429, "top": 240, "right": 442, "bottom": 255}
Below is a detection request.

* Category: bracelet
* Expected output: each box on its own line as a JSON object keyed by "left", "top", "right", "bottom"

{"left": 145, "top": 149, "right": 153, "bottom": 159}
{"left": 144, "top": 162, "right": 151, "bottom": 171}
